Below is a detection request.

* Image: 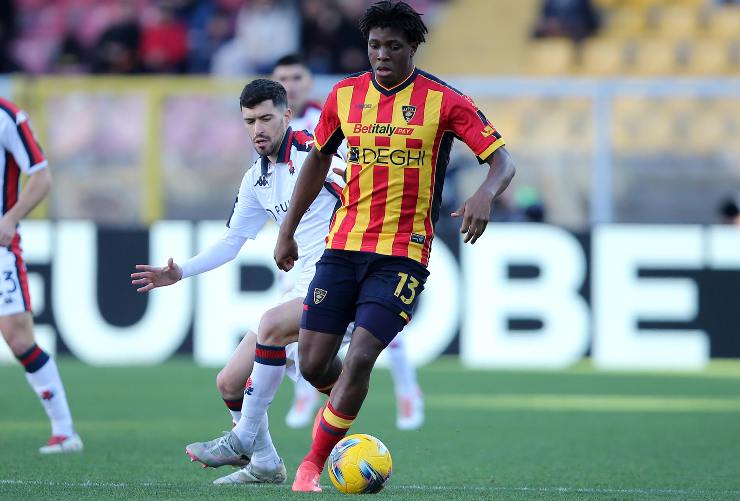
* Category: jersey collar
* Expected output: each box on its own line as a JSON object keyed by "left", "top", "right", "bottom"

{"left": 260, "top": 127, "right": 294, "bottom": 176}
{"left": 371, "top": 67, "right": 418, "bottom": 96}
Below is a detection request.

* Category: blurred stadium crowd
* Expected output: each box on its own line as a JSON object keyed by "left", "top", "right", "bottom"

{"left": 2, "top": 0, "right": 738, "bottom": 76}
{"left": 0, "top": 0, "right": 445, "bottom": 75}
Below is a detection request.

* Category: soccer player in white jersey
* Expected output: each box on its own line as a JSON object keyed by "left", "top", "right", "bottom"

{"left": 131, "top": 79, "right": 345, "bottom": 485}
{"left": 272, "top": 54, "right": 323, "bottom": 134}
{"left": 273, "top": 54, "right": 425, "bottom": 431}
{"left": 0, "top": 97, "right": 82, "bottom": 454}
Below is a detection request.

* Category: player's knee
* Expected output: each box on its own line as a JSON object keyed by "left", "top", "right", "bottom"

{"left": 215, "top": 368, "right": 241, "bottom": 398}
{"left": 299, "top": 354, "right": 330, "bottom": 386}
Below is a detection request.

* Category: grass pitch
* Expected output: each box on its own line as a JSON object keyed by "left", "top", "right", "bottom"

{"left": 1, "top": 357, "right": 739, "bottom": 500}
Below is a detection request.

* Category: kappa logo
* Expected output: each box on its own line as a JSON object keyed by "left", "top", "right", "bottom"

{"left": 254, "top": 175, "right": 269, "bottom": 187}
{"left": 313, "top": 288, "right": 327, "bottom": 304}
{"left": 41, "top": 390, "right": 55, "bottom": 401}
{"left": 402, "top": 105, "right": 417, "bottom": 123}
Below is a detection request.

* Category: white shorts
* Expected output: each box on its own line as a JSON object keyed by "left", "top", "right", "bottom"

{"left": 277, "top": 246, "right": 324, "bottom": 304}
{"left": 0, "top": 246, "right": 32, "bottom": 317}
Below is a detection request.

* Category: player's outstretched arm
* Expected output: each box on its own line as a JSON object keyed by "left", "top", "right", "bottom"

{"left": 452, "top": 146, "right": 515, "bottom": 244}
{"left": 131, "top": 258, "right": 183, "bottom": 293}
{"left": 131, "top": 233, "right": 246, "bottom": 292}
{"left": 275, "top": 147, "right": 334, "bottom": 271}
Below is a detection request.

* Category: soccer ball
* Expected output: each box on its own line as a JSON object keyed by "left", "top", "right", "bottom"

{"left": 328, "top": 434, "right": 393, "bottom": 494}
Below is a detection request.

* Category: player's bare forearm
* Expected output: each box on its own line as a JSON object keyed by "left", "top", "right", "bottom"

{"left": 5, "top": 168, "right": 51, "bottom": 225}
{"left": 452, "top": 147, "right": 515, "bottom": 244}
{"left": 480, "top": 146, "right": 516, "bottom": 201}
{"left": 279, "top": 148, "right": 333, "bottom": 240}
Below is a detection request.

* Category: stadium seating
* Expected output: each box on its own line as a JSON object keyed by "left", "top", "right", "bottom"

{"left": 685, "top": 40, "right": 733, "bottom": 76}
{"left": 527, "top": 40, "right": 577, "bottom": 75}
{"left": 629, "top": 39, "right": 679, "bottom": 75}
{"left": 580, "top": 38, "right": 625, "bottom": 75}
{"left": 528, "top": 0, "right": 740, "bottom": 76}
{"left": 707, "top": 7, "right": 740, "bottom": 40}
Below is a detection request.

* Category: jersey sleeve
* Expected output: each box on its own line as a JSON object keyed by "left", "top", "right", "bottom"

{"left": 313, "top": 85, "right": 345, "bottom": 155}
{"left": 2, "top": 110, "right": 48, "bottom": 174}
{"left": 225, "top": 170, "right": 269, "bottom": 239}
{"left": 446, "top": 92, "right": 505, "bottom": 164}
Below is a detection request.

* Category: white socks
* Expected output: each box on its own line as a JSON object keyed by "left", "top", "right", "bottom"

{"left": 24, "top": 357, "right": 75, "bottom": 437}
{"left": 387, "top": 336, "right": 419, "bottom": 397}
{"left": 233, "top": 344, "right": 286, "bottom": 452}
{"left": 250, "top": 415, "right": 281, "bottom": 469}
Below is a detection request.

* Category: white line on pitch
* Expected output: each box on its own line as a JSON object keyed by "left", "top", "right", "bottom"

{"left": 2, "top": 479, "right": 740, "bottom": 496}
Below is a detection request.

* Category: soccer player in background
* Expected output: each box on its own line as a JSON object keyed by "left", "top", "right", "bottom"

{"left": 131, "top": 79, "right": 346, "bottom": 485}
{"left": 0, "top": 97, "right": 83, "bottom": 454}
{"left": 273, "top": 53, "right": 425, "bottom": 431}
{"left": 272, "top": 54, "right": 323, "bottom": 134}
{"left": 273, "top": 1, "right": 516, "bottom": 492}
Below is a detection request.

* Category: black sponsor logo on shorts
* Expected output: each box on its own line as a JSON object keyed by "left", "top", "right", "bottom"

{"left": 313, "top": 288, "right": 327, "bottom": 304}
{"left": 410, "top": 233, "right": 426, "bottom": 244}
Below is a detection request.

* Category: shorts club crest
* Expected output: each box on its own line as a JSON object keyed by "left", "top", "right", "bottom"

{"left": 313, "top": 288, "right": 327, "bottom": 304}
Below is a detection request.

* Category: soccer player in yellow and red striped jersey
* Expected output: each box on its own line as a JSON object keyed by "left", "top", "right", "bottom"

{"left": 274, "top": 1, "right": 515, "bottom": 492}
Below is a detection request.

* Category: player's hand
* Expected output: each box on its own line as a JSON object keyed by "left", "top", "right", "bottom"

{"left": 274, "top": 235, "right": 299, "bottom": 271}
{"left": 130, "top": 257, "right": 183, "bottom": 293}
{"left": 0, "top": 215, "right": 18, "bottom": 247}
{"left": 451, "top": 190, "right": 494, "bottom": 244}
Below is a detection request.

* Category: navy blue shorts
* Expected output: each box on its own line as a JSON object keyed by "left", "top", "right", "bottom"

{"left": 301, "top": 249, "right": 429, "bottom": 345}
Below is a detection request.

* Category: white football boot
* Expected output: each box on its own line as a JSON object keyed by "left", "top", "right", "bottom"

{"left": 186, "top": 431, "right": 249, "bottom": 468}
{"left": 213, "top": 459, "right": 287, "bottom": 485}
{"left": 39, "top": 434, "right": 84, "bottom": 454}
{"left": 396, "top": 387, "right": 425, "bottom": 431}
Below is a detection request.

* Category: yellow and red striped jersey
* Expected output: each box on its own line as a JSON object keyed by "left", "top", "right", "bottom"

{"left": 313, "top": 68, "right": 505, "bottom": 266}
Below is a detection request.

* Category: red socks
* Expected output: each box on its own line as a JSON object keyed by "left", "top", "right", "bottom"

{"left": 303, "top": 401, "right": 355, "bottom": 469}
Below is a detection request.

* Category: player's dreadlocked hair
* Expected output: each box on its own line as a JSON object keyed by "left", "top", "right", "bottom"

{"left": 239, "top": 78, "right": 288, "bottom": 110}
{"left": 359, "top": 1, "right": 428, "bottom": 46}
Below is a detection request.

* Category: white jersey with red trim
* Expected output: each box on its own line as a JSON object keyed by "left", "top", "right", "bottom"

{"left": 0, "top": 97, "right": 46, "bottom": 314}
{"left": 0, "top": 98, "right": 48, "bottom": 216}
{"left": 290, "top": 102, "right": 322, "bottom": 134}
{"left": 226, "top": 127, "right": 344, "bottom": 259}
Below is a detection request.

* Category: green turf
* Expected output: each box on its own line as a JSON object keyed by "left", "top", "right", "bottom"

{"left": 1, "top": 357, "right": 739, "bottom": 500}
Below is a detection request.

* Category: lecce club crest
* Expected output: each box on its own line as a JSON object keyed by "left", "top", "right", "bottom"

{"left": 314, "top": 288, "right": 327, "bottom": 304}
{"left": 402, "top": 105, "right": 416, "bottom": 123}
